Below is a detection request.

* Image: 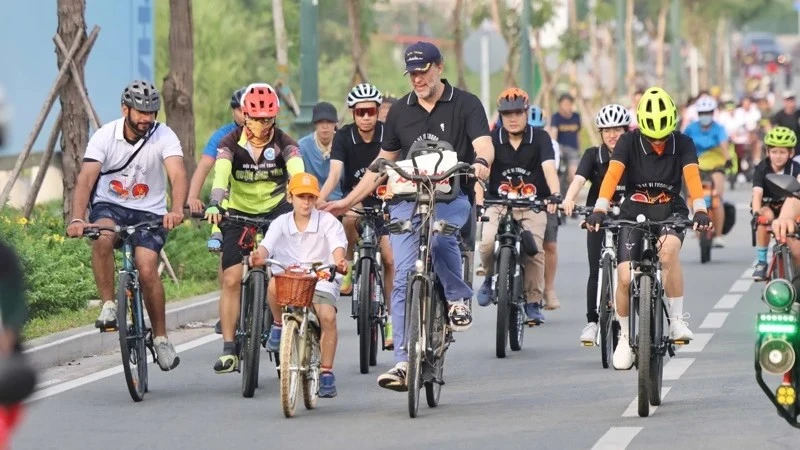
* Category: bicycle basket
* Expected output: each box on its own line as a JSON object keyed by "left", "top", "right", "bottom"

{"left": 274, "top": 266, "right": 318, "bottom": 308}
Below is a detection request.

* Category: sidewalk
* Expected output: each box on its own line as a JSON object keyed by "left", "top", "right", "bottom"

{"left": 23, "top": 291, "right": 220, "bottom": 371}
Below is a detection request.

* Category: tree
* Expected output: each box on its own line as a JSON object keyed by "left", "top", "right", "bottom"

{"left": 162, "top": 0, "right": 196, "bottom": 178}
{"left": 346, "top": 0, "right": 368, "bottom": 85}
{"left": 452, "top": 0, "right": 467, "bottom": 90}
{"left": 57, "top": 0, "right": 89, "bottom": 223}
{"left": 654, "top": 0, "right": 669, "bottom": 87}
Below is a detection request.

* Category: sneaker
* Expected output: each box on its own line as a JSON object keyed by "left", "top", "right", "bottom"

{"left": 475, "top": 264, "right": 486, "bottom": 276}
{"left": 712, "top": 236, "right": 725, "bottom": 248}
{"left": 340, "top": 265, "right": 353, "bottom": 296}
{"left": 613, "top": 334, "right": 634, "bottom": 369}
{"left": 266, "top": 324, "right": 282, "bottom": 352}
{"left": 525, "top": 302, "right": 545, "bottom": 325}
{"left": 207, "top": 237, "right": 222, "bottom": 253}
{"left": 384, "top": 321, "right": 394, "bottom": 350}
{"left": 213, "top": 353, "right": 238, "bottom": 374}
{"left": 319, "top": 372, "right": 337, "bottom": 398}
{"left": 95, "top": 300, "right": 118, "bottom": 329}
{"left": 544, "top": 291, "right": 561, "bottom": 310}
{"left": 669, "top": 314, "right": 694, "bottom": 341}
{"left": 377, "top": 362, "right": 408, "bottom": 392}
{"left": 448, "top": 302, "right": 473, "bottom": 332}
{"left": 752, "top": 262, "right": 768, "bottom": 281}
{"left": 476, "top": 279, "right": 494, "bottom": 307}
{"left": 153, "top": 336, "right": 181, "bottom": 371}
{"left": 580, "top": 322, "right": 598, "bottom": 345}
{"left": 214, "top": 320, "right": 222, "bottom": 335}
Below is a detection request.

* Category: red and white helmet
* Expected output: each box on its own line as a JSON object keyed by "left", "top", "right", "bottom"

{"left": 242, "top": 83, "right": 280, "bottom": 118}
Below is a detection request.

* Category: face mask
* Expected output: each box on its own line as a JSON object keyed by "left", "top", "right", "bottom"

{"left": 698, "top": 115, "right": 713, "bottom": 127}
{"left": 245, "top": 117, "right": 273, "bottom": 146}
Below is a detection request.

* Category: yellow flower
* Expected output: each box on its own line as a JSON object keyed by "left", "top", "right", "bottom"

{"left": 16, "top": 217, "right": 28, "bottom": 226}
{"left": 51, "top": 234, "right": 65, "bottom": 244}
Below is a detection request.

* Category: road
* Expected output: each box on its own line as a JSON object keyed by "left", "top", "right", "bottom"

{"left": 14, "top": 189, "right": 799, "bottom": 450}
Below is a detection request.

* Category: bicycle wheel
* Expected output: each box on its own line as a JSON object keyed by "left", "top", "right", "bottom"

{"left": 649, "top": 287, "right": 665, "bottom": 406}
{"left": 279, "top": 319, "right": 301, "bottom": 418}
{"left": 509, "top": 264, "right": 525, "bottom": 352}
{"left": 241, "top": 270, "right": 265, "bottom": 398}
{"left": 637, "top": 275, "right": 652, "bottom": 417}
{"left": 425, "top": 295, "right": 447, "bottom": 407}
{"left": 302, "top": 325, "right": 320, "bottom": 410}
{"left": 407, "top": 279, "right": 424, "bottom": 418}
{"left": 358, "top": 259, "right": 373, "bottom": 374}
{"left": 117, "top": 273, "right": 146, "bottom": 402}
{"left": 699, "top": 231, "right": 712, "bottom": 264}
{"left": 461, "top": 253, "right": 473, "bottom": 310}
{"left": 599, "top": 255, "right": 614, "bottom": 369}
{"left": 495, "top": 247, "right": 513, "bottom": 358}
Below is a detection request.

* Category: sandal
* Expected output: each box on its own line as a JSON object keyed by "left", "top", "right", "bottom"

{"left": 448, "top": 302, "right": 473, "bottom": 332}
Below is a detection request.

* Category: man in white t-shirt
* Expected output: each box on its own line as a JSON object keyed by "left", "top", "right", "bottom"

{"left": 250, "top": 172, "right": 348, "bottom": 398}
{"left": 66, "top": 80, "right": 187, "bottom": 372}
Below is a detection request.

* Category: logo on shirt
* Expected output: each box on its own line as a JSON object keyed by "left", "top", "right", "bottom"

{"left": 497, "top": 177, "right": 536, "bottom": 199}
{"left": 440, "top": 123, "right": 445, "bottom": 132}
{"left": 414, "top": 133, "right": 440, "bottom": 142}
{"left": 108, "top": 163, "right": 150, "bottom": 201}
{"left": 265, "top": 147, "right": 276, "bottom": 160}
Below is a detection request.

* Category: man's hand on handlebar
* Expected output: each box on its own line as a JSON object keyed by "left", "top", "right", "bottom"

{"left": 545, "top": 194, "right": 561, "bottom": 214}
{"left": 163, "top": 211, "right": 184, "bottom": 231}
{"left": 561, "top": 199, "right": 576, "bottom": 217}
{"left": 187, "top": 198, "right": 205, "bottom": 214}
{"left": 585, "top": 211, "right": 606, "bottom": 232}
{"left": 471, "top": 162, "right": 490, "bottom": 181}
{"left": 323, "top": 199, "right": 352, "bottom": 217}
{"left": 66, "top": 220, "right": 90, "bottom": 238}
{"left": 771, "top": 217, "right": 797, "bottom": 243}
{"left": 692, "top": 211, "right": 713, "bottom": 231}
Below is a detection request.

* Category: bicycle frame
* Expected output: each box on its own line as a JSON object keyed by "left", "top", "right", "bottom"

{"left": 119, "top": 238, "right": 148, "bottom": 345}
{"left": 627, "top": 234, "right": 669, "bottom": 355}
{"left": 594, "top": 226, "right": 618, "bottom": 342}
{"left": 351, "top": 209, "right": 385, "bottom": 319}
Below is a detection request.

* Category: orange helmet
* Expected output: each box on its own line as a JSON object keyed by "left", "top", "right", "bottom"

{"left": 242, "top": 83, "right": 280, "bottom": 118}
{"left": 497, "top": 88, "right": 530, "bottom": 112}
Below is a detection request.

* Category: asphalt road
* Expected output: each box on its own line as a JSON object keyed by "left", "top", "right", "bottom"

{"left": 14, "top": 189, "right": 799, "bottom": 450}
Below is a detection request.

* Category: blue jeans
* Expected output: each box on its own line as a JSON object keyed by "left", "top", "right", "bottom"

{"left": 388, "top": 192, "right": 473, "bottom": 363}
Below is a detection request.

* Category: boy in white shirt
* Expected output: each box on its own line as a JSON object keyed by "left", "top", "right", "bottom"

{"left": 250, "top": 173, "right": 348, "bottom": 398}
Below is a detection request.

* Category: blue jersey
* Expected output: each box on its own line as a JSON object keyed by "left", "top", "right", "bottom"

{"left": 683, "top": 121, "right": 728, "bottom": 155}
{"left": 201, "top": 123, "right": 238, "bottom": 158}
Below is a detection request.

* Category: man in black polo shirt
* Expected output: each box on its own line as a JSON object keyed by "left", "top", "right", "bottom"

{"left": 324, "top": 40, "right": 493, "bottom": 391}
{"left": 771, "top": 91, "right": 800, "bottom": 153}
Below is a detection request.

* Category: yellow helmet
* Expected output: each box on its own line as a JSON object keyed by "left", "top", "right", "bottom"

{"left": 636, "top": 87, "right": 677, "bottom": 140}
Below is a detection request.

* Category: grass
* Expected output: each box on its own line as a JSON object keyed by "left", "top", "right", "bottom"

{"left": 22, "top": 278, "right": 220, "bottom": 342}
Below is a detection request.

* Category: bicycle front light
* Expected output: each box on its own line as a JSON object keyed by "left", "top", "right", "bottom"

{"left": 762, "top": 279, "right": 796, "bottom": 313}
{"left": 758, "top": 337, "right": 796, "bottom": 375}
{"left": 757, "top": 313, "right": 798, "bottom": 335}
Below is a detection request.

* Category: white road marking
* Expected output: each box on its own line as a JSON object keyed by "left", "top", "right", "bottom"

{"left": 663, "top": 358, "right": 695, "bottom": 380}
{"left": 27, "top": 333, "right": 221, "bottom": 402}
{"left": 621, "top": 387, "right": 671, "bottom": 417}
{"left": 741, "top": 267, "right": 755, "bottom": 279}
{"left": 676, "top": 333, "right": 714, "bottom": 353}
{"left": 714, "top": 294, "right": 742, "bottom": 309}
{"left": 729, "top": 279, "right": 754, "bottom": 293}
{"left": 591, "top": 427, "right": 643, "bottom": 450}
{"left": 699, "top": 312, "right": 729, "bottom": 329}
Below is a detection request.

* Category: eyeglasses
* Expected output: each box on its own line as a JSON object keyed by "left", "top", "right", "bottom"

{"left": 354, "top": 107, "right": 378, "bottom": 118}
{"left": 247, "top": 116, "right": 275, "bottom": 124}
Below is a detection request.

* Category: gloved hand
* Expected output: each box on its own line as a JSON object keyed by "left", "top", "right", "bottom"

{"left": 585, "top": 211, "right": 606, "bottom": 232}
{"left": 692, "top": 211, "right": 713, "bottom": 230}
{"left": 204, "top": 203, "right": 226, "bottom": 225}
{"left": 476, "top": 204, "right": 485, "bottom": 221}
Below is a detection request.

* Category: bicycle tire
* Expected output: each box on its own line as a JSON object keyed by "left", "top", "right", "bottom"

{"left": 280, "top": 319, "right": 301, "bottom": 418}
{"left": 699, "top": 232, "right": 712, "bottom": 264}
{"left": 509, "top": 264, "right": 525, "bottom": 352}
{"left": 241, "top": 270, "right": 265, "bottom": 398}
{"left": 358, "top": 259, "right": 373, "bottom": 374}
{"left": 637, "top": 275, "right": 652, "bottom": 417}
{"left": 302, "top": 325, "right": 320, "bottom": 410}
{"left": 117, "top": 273, "right": 146, "bottom": 402}
{"left": 783, "top": 245, "right": 795, "bottom": 281}
{"left": 264, "top": 306, "right": 281, "bottom": 378}
{"left": 599, "top": 255, "right": 614, "bottom": 369}
{"left": 426, "top": 294, "right": 447, "bottom": 407}
{"left": 649, "top": 285, "right": 665, "bottom": 406}
{"left": 407, "top": 279, "right": 423, "bottom": 418}
{"left": 495, "top": 247, "right": 513, "bottom": 359}
{"left": 461, "top": 254, "right": 473, "bottom": 310}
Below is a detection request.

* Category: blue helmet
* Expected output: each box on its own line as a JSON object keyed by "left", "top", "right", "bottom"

{"left": 529, "top": 106, "right": 545, "bottom": 127}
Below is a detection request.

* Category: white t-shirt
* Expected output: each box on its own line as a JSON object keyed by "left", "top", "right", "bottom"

{"left": 552, "top": 140, "right": 561, "bottom": 170}
{"left": 85, "top": 118, "right": 183, "bottom": 214}
{"left": 717, "top": 110, "right": 748, "bottom": 145}
{"left": 259, "top": 208, "right": 348, "bottom": 300}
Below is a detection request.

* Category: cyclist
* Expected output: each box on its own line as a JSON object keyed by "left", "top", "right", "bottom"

{"left": 66, "top": 80, "right": 186, "bottom": 371}
{"left": 771, "top": 91, "right": 800, "bottom": 156}
{"left": 250, "top": 173, "right": 348, "bottom": 398}
{"left": 683, "top": 94, "right": 731, "bottom": 247}
{"left": 318, "top": 83, "right": 396, "bottom": 347}
{"left": 203, "top": 83, "right": 304, "bottom": 374}
{"left": 298, "top": 102, "right": 342, "bottom": 202}
{"left": 187, "top": 87, "right": 246, "bottom": 251}
{"left": 562, "top": 104, "right": 630, "bottom": 344}
{"left": 324, "top": 40, "right": 492, "bottom": 390}
{"left": 585, "top": 86, "right": 712, "bottom": 370}
{"left": 752, "top": 126, "right": 800, "bottom": 280}
{"left": 476, "top": 88, "right": 560, "bottom": 325}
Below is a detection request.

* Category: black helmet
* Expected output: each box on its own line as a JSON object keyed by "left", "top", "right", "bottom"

{"left": 230, "top": 87, "right": 246, "bottom": 109}
{"left": 121, "top": 80, "right": 161, "bottom": 113}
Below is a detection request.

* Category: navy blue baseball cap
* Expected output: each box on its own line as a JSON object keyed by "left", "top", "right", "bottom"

{"left": 404, "top": 41, "right": 442, "bottom": 75}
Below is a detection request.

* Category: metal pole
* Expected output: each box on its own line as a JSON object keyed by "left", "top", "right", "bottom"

{"left": 520, "top": 0, "right": 532, "bottom": 95}
{"left": 294, "top": 0, "right": 319, "bottom": 136}
{"left": 669, "top": 0, "right": 682, "bottom": 95}
{"left": 615, "top": 0, "right": 626, "bottom": 97}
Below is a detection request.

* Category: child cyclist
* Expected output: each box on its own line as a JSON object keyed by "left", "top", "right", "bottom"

{"left": 751, "top": 126, "right": 800, "bottom": 280}
{"left": 250, "top": 173, "right": 348, "bottom": 398}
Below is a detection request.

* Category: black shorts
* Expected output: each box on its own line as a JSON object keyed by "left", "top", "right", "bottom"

{"left": 89, "top": 202, "right": 167, "bottom": 253}
{"left": 617, "top": 198, "right": 689, "bottom": 263}
{"left": 220, "top": 204, "right": 292, "bottom": 270}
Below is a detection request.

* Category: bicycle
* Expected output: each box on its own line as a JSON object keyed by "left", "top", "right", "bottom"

{"left": 373, "top": 140, "right": 478, "bottom": 418}
{"left": 82, "top": 220, "right": 164, "bottom": 402}
{"left": 753, "top": 213, "right": 796, "bottom": 282}
{"left": 695, "top": 170, "right": 720, "bottom": 264}
{"left": 349, "top": 203, "right": 389, "bottom": 374}
{"left": 480, "top": 189, "right": 545, "bottom": 358}
{"left": 267, "top": 260, "right": 341, "bottom": 418}
{"left": 600, "top": 214, "right": 693, "bottom": 417}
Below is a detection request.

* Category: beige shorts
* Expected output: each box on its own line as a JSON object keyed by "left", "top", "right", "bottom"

{"left": 314, "top": 291, "right": 337, "bottom": 311}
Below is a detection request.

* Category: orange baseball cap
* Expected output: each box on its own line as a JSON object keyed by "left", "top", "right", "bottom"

{"left": 288, "top": 172, "right": 320, "bottom": 196}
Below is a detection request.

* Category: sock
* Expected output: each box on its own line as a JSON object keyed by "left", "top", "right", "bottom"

{"left": 222, "top": 341, "right": 236, "bottom": 355}
{"left": 448, "top": 299, "right": 465, "bottom": 307}
{"left": 273, "top": 320, "right": 282, "bottom": 328}
{"left": 667, "top": 296, "right": 684, "bottom": 318}
{"left": 617, "top": 315, "right": 629, "bottom": 337}
{"left": 756, "top": 247, "right": 768, "bottom": 264}
{"left": 321, "top": 366, "right": 332, "bottom": 373}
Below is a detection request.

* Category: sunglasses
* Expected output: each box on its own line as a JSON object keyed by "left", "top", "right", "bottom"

{"left": 248, "top": 116, "right": 275, "bottom": 124}
{"left": 354, "top": 107, "right": 378, "bottom": 118}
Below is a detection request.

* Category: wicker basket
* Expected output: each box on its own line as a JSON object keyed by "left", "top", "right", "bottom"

{"left": 274, "top": 266, "right": 318, "bottom": 308}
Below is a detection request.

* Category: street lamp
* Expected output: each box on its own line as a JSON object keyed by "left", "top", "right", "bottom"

{"left": 294, "top": 0, "right": 319, "bottom": 136}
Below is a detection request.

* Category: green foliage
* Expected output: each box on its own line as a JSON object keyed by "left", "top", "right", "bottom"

{"left": 559, "top": 28, "right": 590, "bottom": 63}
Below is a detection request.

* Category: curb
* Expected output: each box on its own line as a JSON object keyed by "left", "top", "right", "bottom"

{"left": 23, "top": 291, "right": 221, "bottom": 371}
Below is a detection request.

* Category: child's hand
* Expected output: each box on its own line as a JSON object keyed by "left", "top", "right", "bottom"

{"left": 335, "top": 258, "right": 349, "bottom": 275}
{"left": 249, "top": 249, "right": 266, "bottom": 267}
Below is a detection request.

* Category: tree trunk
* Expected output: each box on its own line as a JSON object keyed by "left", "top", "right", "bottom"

{"left": 272, "top": 0, "right": 289, "bottom": 77}
{"left": 624, "top": 0, "right": 635, "bottom": 98}
{"left": 162, "top": 0, "right": 196, "bottom": 179}
{"left": 452, "top": 0, "right": 467, "bottom": 90}
{"left": 567, "top": 0, "right": 578, "bottom": 85}
{"left": 57, "top": 0, "right": 89, "bottom": 224}
{"left": 715, "top": 18, "right": 726, "bottom": 92}
{"left": 346, "top": 0, "right": 368, "bottom": 85}
{"left": 654, "top": 0, "right": 669, "bottom": 87}
{"left": 699, "top": 27, "right": 712, "bottom": 90}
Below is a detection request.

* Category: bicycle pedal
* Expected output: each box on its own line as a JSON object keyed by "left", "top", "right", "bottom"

{"left": 581, "top": 341, "right": 594, "bottom": 347}
{"left": 98, "top": 326, "right": 118, "bottom": 333}
{"left": 672, "top": 339, "right": 690, "bottom": 346}
{"left": 432, "top": 377, "right": 445, "bottom": 386}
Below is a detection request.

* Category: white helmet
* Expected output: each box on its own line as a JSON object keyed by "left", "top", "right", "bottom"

{"left": 695, "top": 95, "right": 718, "bottom": 113}
{"left": 595, "top": 104, "right": 631, "bottom": 128}
{"left": 347, "top": 83, "right": 383, "bottom": 108}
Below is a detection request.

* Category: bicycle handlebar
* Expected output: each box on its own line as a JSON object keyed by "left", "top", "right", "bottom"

{"left": 373, "top": 158, "right": 474, "bottom": 183}
{"left": 82, "top": 220, "right": 163, "bottom": 239}
{"left": 265, "top": 259, "right": 346, "bottom": 282}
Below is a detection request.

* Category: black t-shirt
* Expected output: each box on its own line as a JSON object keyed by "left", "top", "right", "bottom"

{"left": 0, "top": 240, "right": 27, "bottom": 331}
{"left": 771, "top": 109, "right": 800, "bottom": 151}
{"left": 382, "top": 79, "right": 490, "bottom": 195}
{"left": 487, "top": 125, "right": 555, "bottom": 199}
{"left": 550, "top": 112, "right": 581, "bottom": 149}
{"left": 753, "top": 159, "right": 800, "bottom": 201}
{"left": 576, "top": 145, "right": 626, "bottom": 206}
{"left": 611, "top": 130, "right": 698, "bottom": 203}
{"left": 331, "top": 122, "right": 385, "bottom": 206}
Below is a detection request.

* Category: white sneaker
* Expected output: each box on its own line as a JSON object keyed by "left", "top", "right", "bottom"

{"left": 580, "top": 322, "right": 598, "bottom": 345}
{"left": 153, "top": 336, "right": 181, "bottom": 371}
{"left": 712, "top": 236, "right": 725, "bottom": 248}
{"left": 613, "top": 334, "right": 634, "bottom": 370}
{"left": 669, "top": 314, "right": 694, "bottom": 341}
{"left": 94, "top": 301, "right": 117, "bottom": 329}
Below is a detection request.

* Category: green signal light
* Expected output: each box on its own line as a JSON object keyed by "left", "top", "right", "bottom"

{"left": 763, "top": 279, "right": 796, "bottom": 312}
{"left": 758, "top": 322, "right": 798, "bottom": 335}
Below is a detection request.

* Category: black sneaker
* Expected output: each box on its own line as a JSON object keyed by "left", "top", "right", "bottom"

{"left": 753, "top": 262, "right": 768, "bottom": 281}
{"left": 377, "top": 363, "right": 408, "bottom": 392}
{"left": 448, "top": 302, "right": 473, "bottom": 332}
